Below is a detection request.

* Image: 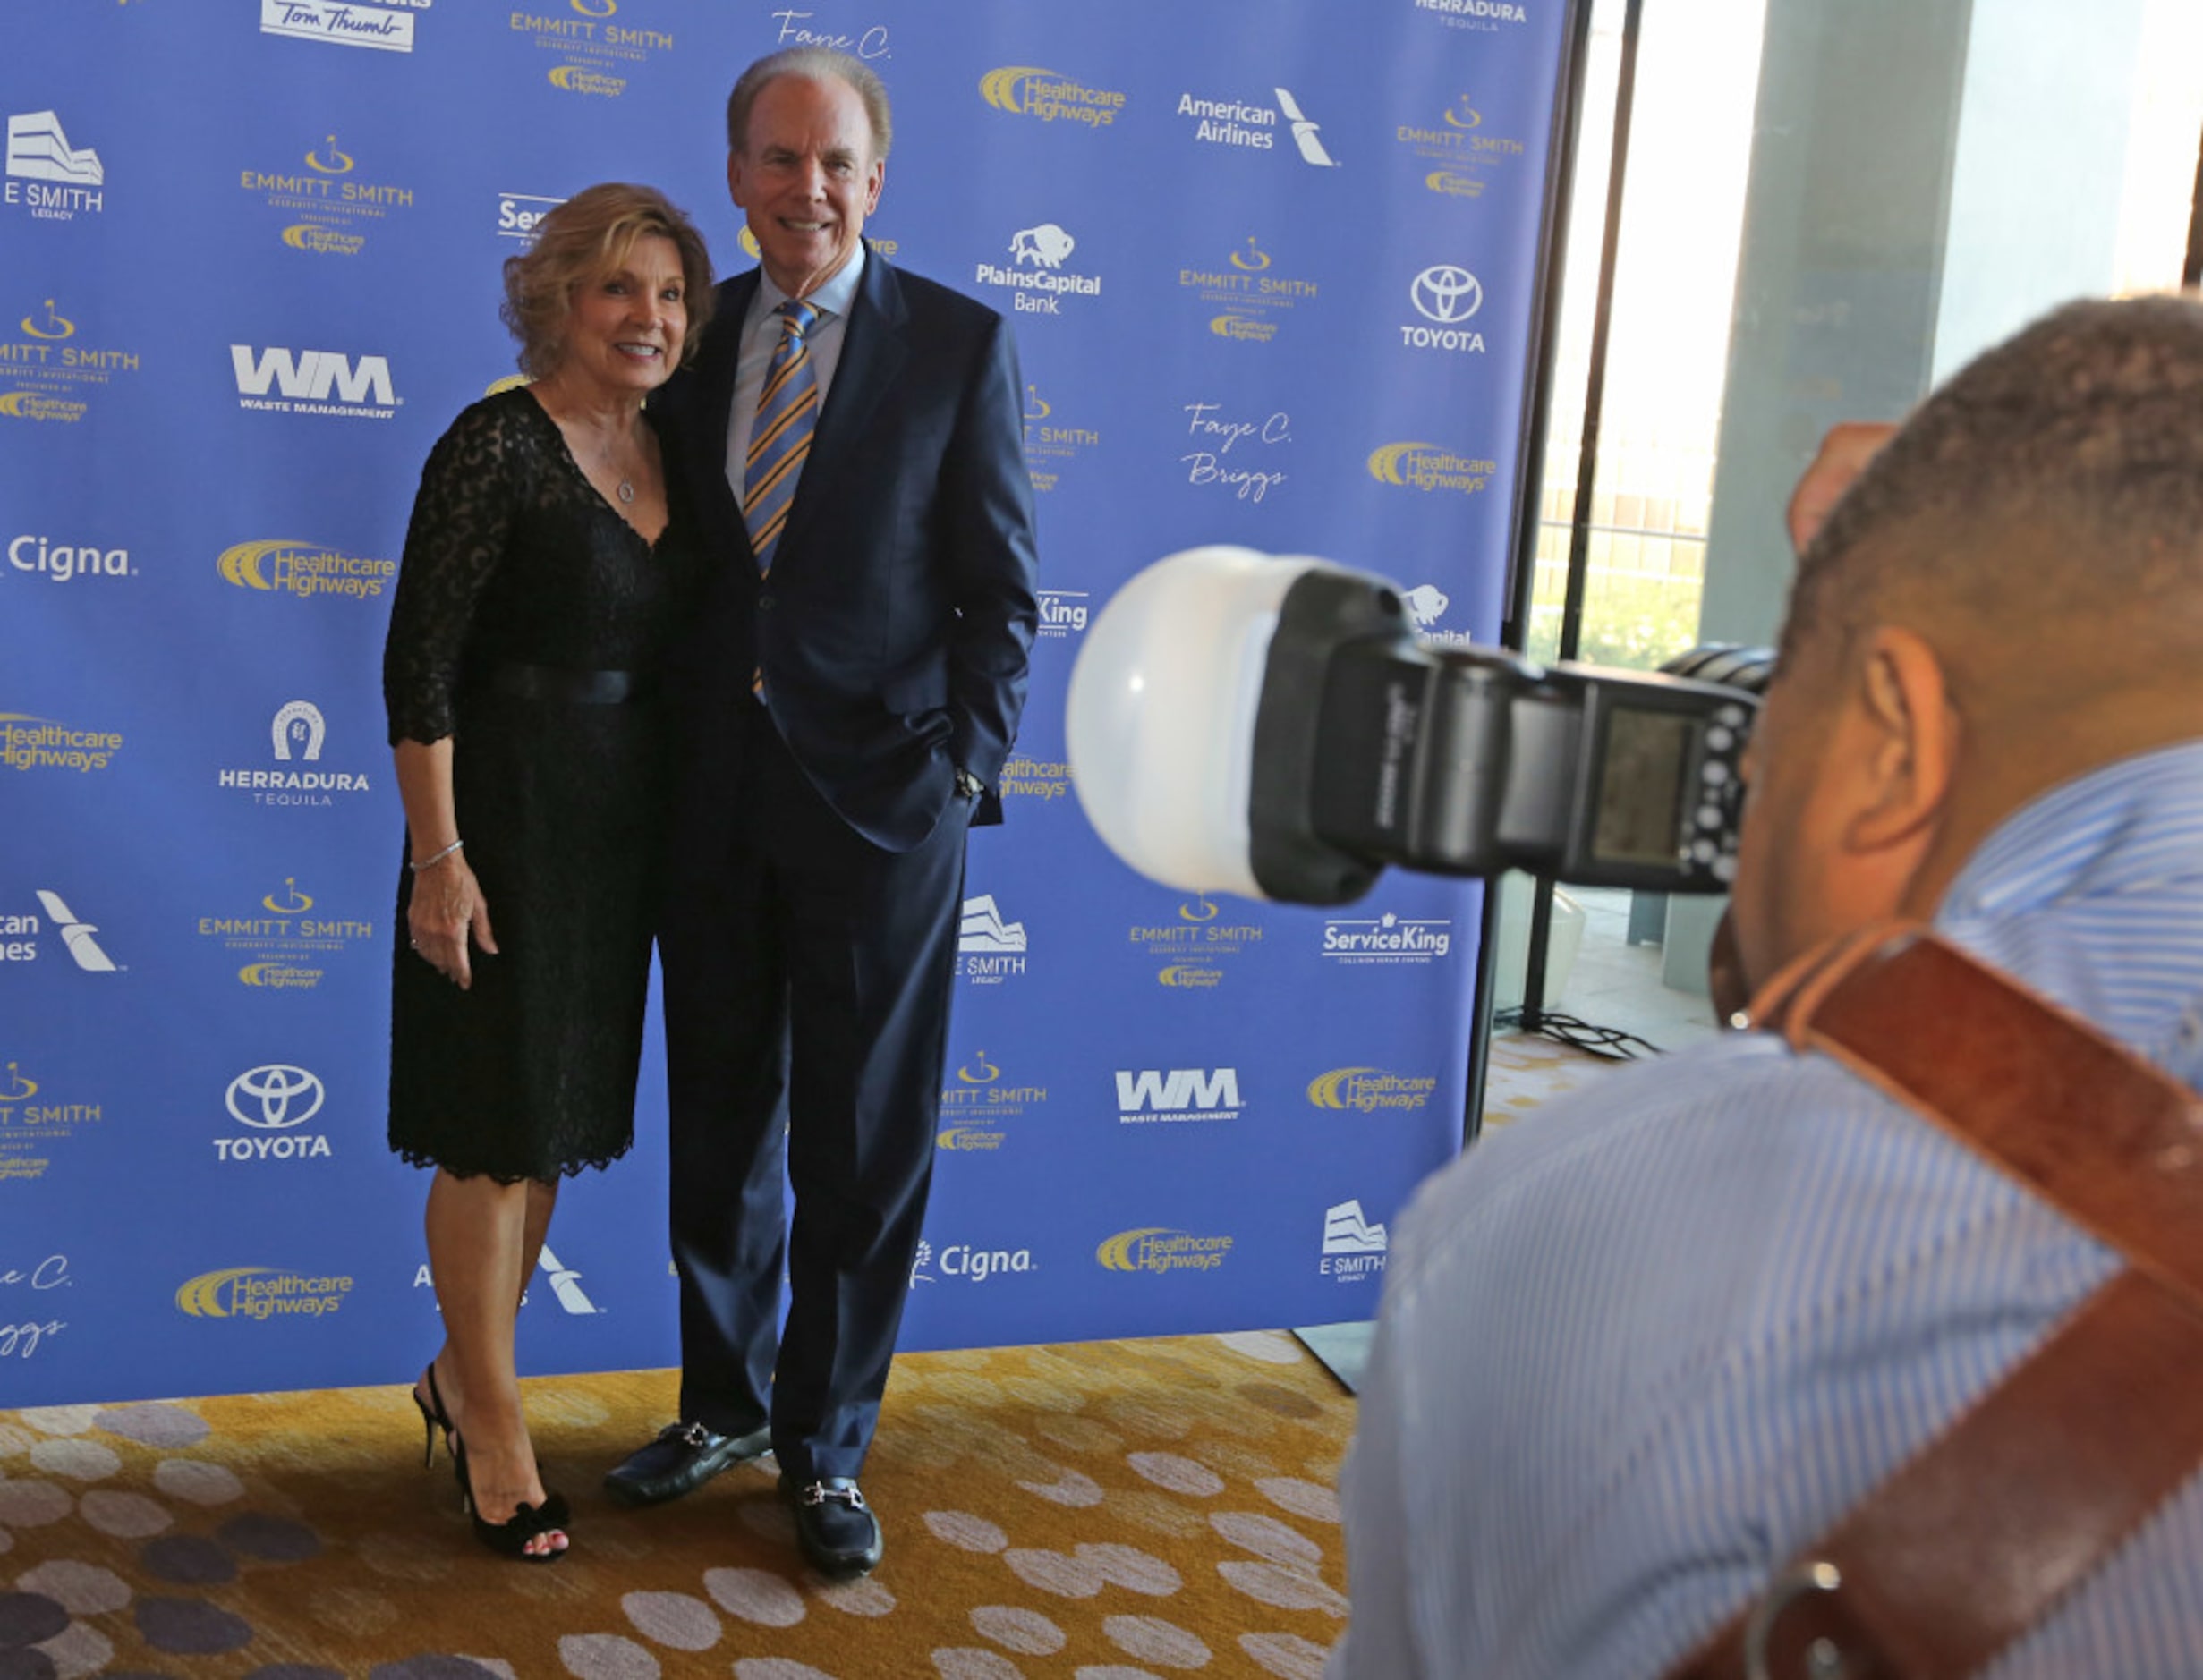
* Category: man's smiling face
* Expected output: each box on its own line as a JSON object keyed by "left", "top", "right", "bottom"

{"left": 727, "top": 72, "right": 885, "bottom": 300}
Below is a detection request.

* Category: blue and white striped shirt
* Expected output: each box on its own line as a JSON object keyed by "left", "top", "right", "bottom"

{"left": 1331, "top": 741, "right": 2203, "bottom": 1679}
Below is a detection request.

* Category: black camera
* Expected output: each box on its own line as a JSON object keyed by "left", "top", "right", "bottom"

{"left": 1065, "top": 548, "right": 1768, "bottom": 907}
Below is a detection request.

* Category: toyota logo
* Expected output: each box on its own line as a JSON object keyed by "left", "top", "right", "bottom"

{"left": 225, "top": 1064, "right": 325, "bottom": 1130}
{"left": 1411, "top": 265, "right": 1484, "bottom": 324}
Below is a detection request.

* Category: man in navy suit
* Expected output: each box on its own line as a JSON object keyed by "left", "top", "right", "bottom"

{"left": 606, "top": 46, "right": 1039, "bottom": 1578}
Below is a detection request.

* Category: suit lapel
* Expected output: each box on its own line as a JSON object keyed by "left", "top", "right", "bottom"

{"left": 693, "top": 270, "right": 760, "bottom": 569}
{"left": 778, "top": 253, "right": 909, "bottom": 562}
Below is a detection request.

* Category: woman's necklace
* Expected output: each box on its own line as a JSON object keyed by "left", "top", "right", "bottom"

{"left": 544, "top": 385, "right": 639, "bottom": 504}
{"left": 588, "top": 421, "right": 638, "bottom": 505}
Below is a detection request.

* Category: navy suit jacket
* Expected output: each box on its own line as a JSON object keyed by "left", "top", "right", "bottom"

{"left": 661, "top": 254, "right": 1040, "bottom": 853}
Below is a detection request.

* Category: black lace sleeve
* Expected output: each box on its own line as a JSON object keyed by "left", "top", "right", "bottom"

{"left": 382, "top": 396, "right": 523, "bottom": 746}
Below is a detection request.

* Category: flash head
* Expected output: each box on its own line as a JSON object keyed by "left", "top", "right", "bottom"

{"left": 1065, "top": 546, "right": 1764, "bottom": 907}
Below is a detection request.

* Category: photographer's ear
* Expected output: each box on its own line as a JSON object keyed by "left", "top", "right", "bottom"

{"left": 1787, "top": 422, "right": 1900, "bottom": 554}
{"left": 1843, "top": 624, "right": 1958, "bottom": 863}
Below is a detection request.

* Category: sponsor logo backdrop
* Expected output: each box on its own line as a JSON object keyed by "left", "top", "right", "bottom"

{"left": 0, "top": 0, "right": 1578, "bottom": 1404}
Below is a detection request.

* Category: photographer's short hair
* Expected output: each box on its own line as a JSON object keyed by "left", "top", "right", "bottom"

{"left": 1788, "top": 296, "right": 2203, "bottom": 663}
{"left": 500, "top": 182, "right": 714, "bottom": 381}
{"left": 725, "top": 47, "right": 893, "bottom": 160}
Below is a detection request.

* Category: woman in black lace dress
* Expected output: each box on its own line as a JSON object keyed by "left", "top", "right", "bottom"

{"left": 381, "top": 183, "right": 711, "bottom": 1560}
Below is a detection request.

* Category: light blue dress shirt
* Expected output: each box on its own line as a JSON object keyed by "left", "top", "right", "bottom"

{"left": 723, "top": 240, "right": 867, "bottom": 505}
{"left": 1331, "top": 741, "right": 2203, "bottom": 1679}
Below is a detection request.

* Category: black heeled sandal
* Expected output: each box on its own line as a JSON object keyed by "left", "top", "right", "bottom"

{"left": 412, "top": 1361, "right": 453, "bottom": 1468}
{"left": 450, "top": 1432, "right": 568, "bottom": 1562}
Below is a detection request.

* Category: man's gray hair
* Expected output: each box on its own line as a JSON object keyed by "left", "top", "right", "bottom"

{"left": 726, "top": 47, "right": 892, "bottom": 160}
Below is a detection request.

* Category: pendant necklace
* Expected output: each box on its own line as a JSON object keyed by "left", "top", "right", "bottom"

{"left": 596, "top": 425, "right": 637, "bottom": 505}
{"left": 550, "top": 385, "right": 637, "bottom": 504}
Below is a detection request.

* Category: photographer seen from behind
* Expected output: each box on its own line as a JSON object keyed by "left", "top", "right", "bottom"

{"left": 1328, "top": 295, "right": 2203, "bottom": 1678}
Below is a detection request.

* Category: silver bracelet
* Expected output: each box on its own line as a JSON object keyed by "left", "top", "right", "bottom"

{"left": 408, "top": 838, "right": 464, "bottom": 873}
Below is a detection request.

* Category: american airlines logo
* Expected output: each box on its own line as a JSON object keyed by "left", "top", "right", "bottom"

{"left": 33, "top": 891, "right": 117, "bottom": 972}
{"left": 1115, "top": 1067, "right": 1241, "bottom": 1124}
{"left": 1275, "top": 89, "right": 1339, "bottom": 167}
{"left": 232, "top": 345, "right": 399, "bottom": 418}
{"left": 535, "top": 1246, "right": 599, "bottom": 1315}
{"left": 414, "top": 1245, "right": 600, "bottom": 1313}
{"left": 1175, "top": 88, "right": 1339, "bottom": 167}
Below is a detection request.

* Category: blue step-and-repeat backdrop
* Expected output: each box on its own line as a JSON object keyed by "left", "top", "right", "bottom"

{"left": 1, "top": 0, "right": 1580, "bottom": 1405}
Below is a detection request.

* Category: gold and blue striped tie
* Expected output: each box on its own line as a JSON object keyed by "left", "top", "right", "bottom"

{"left": 744, "top": 298, "right": 822, "bottom": 576}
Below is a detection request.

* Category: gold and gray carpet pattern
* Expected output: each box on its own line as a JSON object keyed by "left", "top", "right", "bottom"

{"left": 0, "top": 1331, "right": 1353, "bottom": 1678}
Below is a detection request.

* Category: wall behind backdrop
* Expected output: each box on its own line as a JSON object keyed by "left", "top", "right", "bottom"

{"left": 0, "top": 0, "right": 1578, "bottom": 1406}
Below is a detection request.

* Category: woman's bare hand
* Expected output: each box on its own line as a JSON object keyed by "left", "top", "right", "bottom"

{"left": 407, "top": 853, "right": 498, "bottom": 989}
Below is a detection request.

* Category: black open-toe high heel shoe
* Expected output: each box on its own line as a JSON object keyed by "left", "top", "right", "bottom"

{"left": 412, "top": 1361, "right": 453, "bottom": 1468}
{"left": 450, "top": 1432, "right": 568, "bottom": 1562}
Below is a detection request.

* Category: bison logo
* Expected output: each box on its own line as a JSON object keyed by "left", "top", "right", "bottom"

{"left": 1402, "top": 583, "right": 1450, "bottom": 627}
{"left": 1009, "top": 223, "right": 1076, "bottom": 269}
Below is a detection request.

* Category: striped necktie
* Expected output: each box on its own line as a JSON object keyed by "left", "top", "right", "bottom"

{"left": 743, "top": 298, "right": 823, "bottom": 575}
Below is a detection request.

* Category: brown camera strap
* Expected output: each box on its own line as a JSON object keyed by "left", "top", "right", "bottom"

{"left": 1667, "top": 922, "right": 2203, "bottom": 1680}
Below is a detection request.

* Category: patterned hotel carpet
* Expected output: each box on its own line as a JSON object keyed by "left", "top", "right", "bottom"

{"left": 0, "top": 1037, "right": 1621, "bottom": 1678}
{"left": 0, "top": 1332, "right": 1356, "bottom": 1679}
{"left": 1480, "top": 1027, "right": 1629, "bottom": 1131}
